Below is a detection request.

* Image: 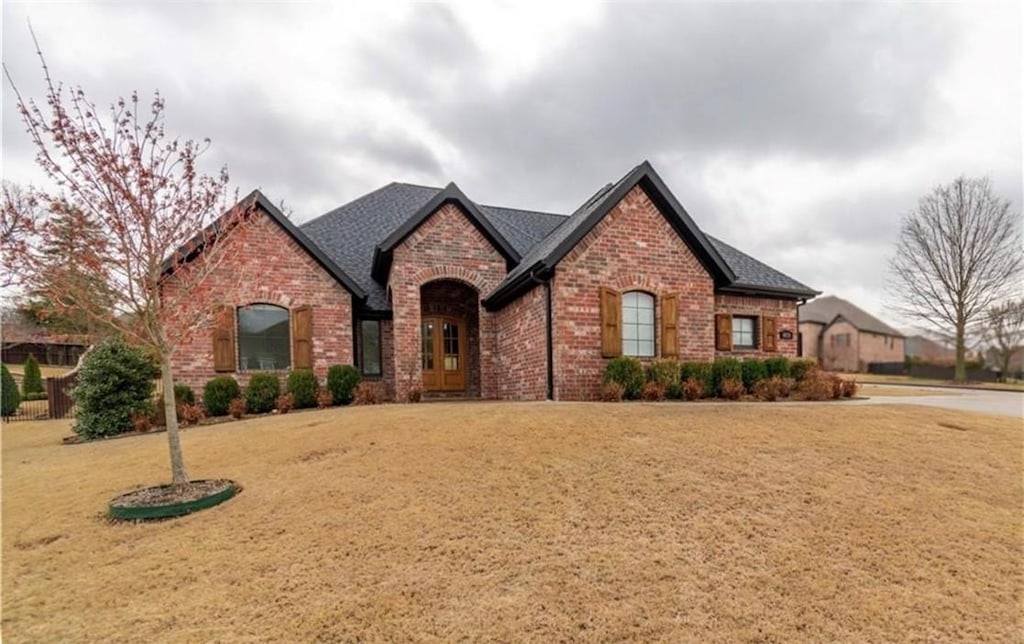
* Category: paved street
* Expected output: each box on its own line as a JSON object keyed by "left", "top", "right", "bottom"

{"left": 858, "top": 384, "right": 1024, "bottom": 419}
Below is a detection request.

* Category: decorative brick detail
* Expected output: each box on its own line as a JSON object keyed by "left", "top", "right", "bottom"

{"left": 164, "top": 211, "right": 353, "bottom": 395}
{"left": 495, "top": 286, "right": 548, "bottom": 400}
{"left": 713, "top": 294, "right": 798, "bottom": 358}
{"left": 387, "top": 203, "right": 506, "bottom": 401}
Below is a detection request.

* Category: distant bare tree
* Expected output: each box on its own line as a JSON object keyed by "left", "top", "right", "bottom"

{"left": 985, "top": 299, "right": 1024, "bottom": 379}
{"left": 888, "top": 176, "right": 1022, "bottom": 382}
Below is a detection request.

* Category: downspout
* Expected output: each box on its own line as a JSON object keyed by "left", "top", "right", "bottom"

{"left": 530, "top": 268, "right": 555, "bottom": 401}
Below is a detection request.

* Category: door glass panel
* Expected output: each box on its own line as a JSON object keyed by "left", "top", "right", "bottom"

{"left": 421, "top": 321, "right": 435, "bottom": 370}
{"left": 443, "top": 322, "right": 459, "bottom": 371}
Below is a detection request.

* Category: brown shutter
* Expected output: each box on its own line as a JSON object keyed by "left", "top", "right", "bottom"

{"left": 762, "top": 316, "right": 778, "bottom": 352}
{"left": 599, "top": 287, "right": 622, "bottom": 358}
{"left": 715, "top": 314, "right": 733, "bottom": 352}
{"left": 660, "top": 294, "right": 679, "bottom": 357}
{"left": 292, "top": 305, "right": 314, "bottom": 369}
{"left": 212, "top": 306, "right": 236, "bottom": 372}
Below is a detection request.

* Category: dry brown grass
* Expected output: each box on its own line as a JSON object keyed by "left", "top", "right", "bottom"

{"left": 860, "top": 385, "right": 952, "bottom": 398}
{"left": 847, "top": 372, "right": 1024, "bottom": 392}
{"left": 3, "top": 402, "right": 1022, "bottom": 642}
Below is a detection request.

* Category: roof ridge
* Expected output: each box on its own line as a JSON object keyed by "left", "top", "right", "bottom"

{"left": 302, "top": 182, "right": 440, "bottom": 228}
{"left": 480, "top": 203, "right": 568, "bottom": 219}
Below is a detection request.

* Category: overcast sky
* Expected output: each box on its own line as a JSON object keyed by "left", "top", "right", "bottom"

{"left": 3, "top": 2, "right": 1021, "bottom": 330}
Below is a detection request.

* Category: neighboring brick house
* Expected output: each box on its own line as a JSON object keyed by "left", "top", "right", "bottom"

{"left": 167, "top": 161, "right": 818, "bottom": 401}
{"left": 798, "top": 296, "right": 904, "bottom": 372}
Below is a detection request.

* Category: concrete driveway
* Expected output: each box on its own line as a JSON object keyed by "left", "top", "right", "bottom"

{"left": 858, "top": 384, "right": 1024, "bottom": 419}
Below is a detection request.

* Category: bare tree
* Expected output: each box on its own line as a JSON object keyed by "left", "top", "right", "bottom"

{"left": 888, "top": 176, "right": 1022, "bottom": 381}
{"left": 985, "top": 299, "right": 1024, "bottom": 379}
{"left": 4, "top": 33, "right": 258, "bottom": 487}
{"left": 0, "top": 181, "right": 43, "bottom": 289}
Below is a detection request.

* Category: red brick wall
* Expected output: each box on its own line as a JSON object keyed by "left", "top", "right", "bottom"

{"left": 550, "top": 185, "right": 716, "bottom": 401}
{"left": 164, "top": 211, "right": 353, "bottom": 395}
{"left": 388, "top": 203, "right": 506, "bottom": 401}
{"left": 494, "top": 285, "right": 548, "bottom": 400}
{"left": 714, "top": 294, "right": 799, "bottom": 358}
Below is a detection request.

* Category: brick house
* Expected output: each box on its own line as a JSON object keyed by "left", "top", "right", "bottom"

{"left": 166, "top": 161, "right": 818, "bottom": 401}
{"left": 798, "top": 295, "right": 905, "bottom": 372}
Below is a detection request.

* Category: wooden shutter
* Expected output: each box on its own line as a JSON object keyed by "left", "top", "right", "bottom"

{"left": 212, "top": 305, "right": 236, "bottom": 372}
{"left": 715, "top": 314, "right": 732, "bottom": 352}
{"left": 292, "top": 305, "right": 314, "bottom": 369}
{"left": 660, "top": 294, "right": 679, "bottom": 357}
{"left": 762, "top": 316, "right": 778, "bottom": 352}
{"left": 599, "top": 287, "right": 622, "bottom": 358}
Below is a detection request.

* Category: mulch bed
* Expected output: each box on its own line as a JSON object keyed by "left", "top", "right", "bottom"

{"left": 110, "top": 479, "right": 234, "bottom": 507}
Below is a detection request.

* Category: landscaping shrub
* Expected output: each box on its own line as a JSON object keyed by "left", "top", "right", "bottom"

{"left": 740, "top": 359, "right": 768, "bottom": 393}
{"left": 719, "top": 377, "right": 745, "bottom": 400}
{"left": 600, "top": 381, "right": 625, "bottom": 402}
{"left": 246, "top": 372, "right": 281, "bottom": 414}
{"left": 203, "top": 376, "right": 240, "bottom": 417}
{"left": 790, "top": 359, "right": 818, "bottom": 382}
{"left": 316, "top": 389, "right": 334, "bottom": 409}
{"left": 2, "top": 365, "right": 21, "bottom": 417}
{"left": 178, "top": 403, "right": 205, "bottom": 425}
{"left": 275, "top": 393, "right": 294, "bottom": 414}
{"left": 327, "top": 364, "right": 361, "bottom": 405}
{"left": 754, "top": 376, "right": 796, "bottom": 402}
{"left": 286, "top": 369, "right": 319, "bottom": 409}
{"left": 603, "top": 356, "right": 644, "bottom": 399}
{"left": 72, "top": 341, "right": 159, "bottom": 439}
{"left": 764, "top": 356, "right": 791, "bottom": 379}
{"left": 680, "top": 361, "right": 714, "bottom": 399}
{"left": 132, "top": 413, "right": 153, "bottom": 433}
{"left": 647, "top": 360, "right": 681, "bottom": 399}
{"left": 712, "top": 358, "right": 743, "bottom": 397}
{"left": 406, "top": 386, "right": 423, "bottom": 403}
{"left": 173, "top": 384, "right": 195, "bottom": 406}
{"left": 840, "top": 378, "right": 858, "bottom": 398}
{"left": 352, "top": 381, "right": 383, "bottom": 405}
{"left": 681, "top": 377, "right": 704, "bottom": 401}
{"left": 640, "top": 381, "right": 667, "bottom": 401}
{"left": 797, "top": 370, "right": 837, "bottom": 401}
{"left": 23, "top": 391, "right": 48, "bottom": 401}
{"left": 228, "top": 397, "right": 247, "bottom": 419}
{"left": 21, "top": 354, "right": 44, "bottom": 397}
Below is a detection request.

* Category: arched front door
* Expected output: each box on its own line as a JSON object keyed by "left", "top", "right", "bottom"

{"left": 421, "top": 316, "right": 466, "bottom": 392}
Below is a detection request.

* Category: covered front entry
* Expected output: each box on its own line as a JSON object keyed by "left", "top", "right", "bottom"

{"left": 420, "top": 280, "right": 480, "bottom": 396}
{"left": 421, "top": 316, "right": 466, "bottom": 391}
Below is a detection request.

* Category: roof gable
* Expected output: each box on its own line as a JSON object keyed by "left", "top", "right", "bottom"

{"left": 799, "top": 296, "right": 904, "bottom": 337}
{"left": 370, "top": 182, "right": 521, "bottom": 283}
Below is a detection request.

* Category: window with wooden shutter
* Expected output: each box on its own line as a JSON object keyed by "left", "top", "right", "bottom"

{"left": 292, "top": 305, "right": 314, "bottom": 369}
{"left": 599, "top": 287, "right": 622, "bottom": 358}
{"left": 212, "top": 305, "right": 236, "bottom": 372}
{"left": 660, "top": 294, "right": 679, "bottom": 357}
{"left": 762, "top": 316, "right": 778, "bottom": 352}
{"left": 715, "top": 314, "right": 732, "bottom": 352}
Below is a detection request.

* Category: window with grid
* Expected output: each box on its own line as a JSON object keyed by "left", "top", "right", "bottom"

{"left": 621, "top": 291, "right": 655, "bottom": 357}
{"left": 732, "top": 316, "right": 757, "bottom": 349}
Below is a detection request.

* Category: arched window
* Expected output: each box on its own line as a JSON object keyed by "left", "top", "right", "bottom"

{"left": 622, "top": 291, "right": 655, "bottom": 357}
{"left": 237, "top": 304, "right": 290, "bottom": 371}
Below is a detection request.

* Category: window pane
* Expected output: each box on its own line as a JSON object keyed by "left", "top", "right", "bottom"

{"left": 620, "top": 291, "right": 655, "bottom": 357}
{"left": 360, "top": 320, "right": 381, "bottom": 376}
{"left": 731, "top": 316, "right": 756, "bottom": 348}
{"left": 422, "top": 322, "right": 434, "bottom": 370}
{"left": 237, "top": 304, "right": 290, "bottom": 371}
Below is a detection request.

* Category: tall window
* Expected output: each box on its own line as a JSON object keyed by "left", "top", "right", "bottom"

{"left": 732, "top": 316, "right": 756, "bottom": 349}
{"left": 237, "top": 304, "right": 290, "bottom": 371}
{"left": 359, "top": 320, "right": 382, "bottom": 376}
{"left": 622, "top": 291, "right": 655, "bottom": 357}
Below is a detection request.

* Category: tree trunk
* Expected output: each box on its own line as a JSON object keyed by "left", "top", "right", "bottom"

{"left": 160, "top": 354, "right": 189, "bottom": 486}
{"left": 954, "top": 321, "right": 967, "bottom": 383}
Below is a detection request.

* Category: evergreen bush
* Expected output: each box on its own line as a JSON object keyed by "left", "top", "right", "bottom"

{"left": 711, "top": 358, "right": 743, "bottom": 397}
{"left": 602, "top": 356, "right": 644, "bottom": 399}
{"left": 680, "top": 361, "right": 714, "bottom": 399}
{"left": 202, "top": 377, "right": 240, "bottom": 417}
{"left": 246, "top": 372, "right": 280, "bottom": 414}
{"left": 764, "top": 356, "right": 792, "bottom": 379}
{"left": 286, "top": 369, "right": 319, "bottom": 409}
{"left": 72, "top": 341, "right": 159, "bottom": 439}
{"left": 326, "top": 364, "right": 361, "bottom": 405}
{"left": 740, "top": 359, "right": 769, "bottom": 393}
{"left": 2, "top": 364, "right": 20, "bottom": 417}
{"left": 647, "top": 359, "right": 681, "bottom": 399}
{"left": 21, "top": 354, "right": 44, "bottom": 397}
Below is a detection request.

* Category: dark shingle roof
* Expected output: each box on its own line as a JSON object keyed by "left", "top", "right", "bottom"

{"left": 706, "top": 236, "right": 818, "bottom": 298}
{"left": 799, "top": 295, "right": 904, "bottom": 337}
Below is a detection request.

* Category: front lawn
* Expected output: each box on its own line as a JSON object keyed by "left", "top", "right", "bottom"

{"left": 2, "top": 402, "right": 1021, "bottom": 641}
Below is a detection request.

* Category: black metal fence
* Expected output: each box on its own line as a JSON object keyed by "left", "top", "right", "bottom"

{"left": 2, "top": 372, "right": 78, "bottom": 422}
{"left": 867, "top": 362, "right": 1001, "bottom": 382}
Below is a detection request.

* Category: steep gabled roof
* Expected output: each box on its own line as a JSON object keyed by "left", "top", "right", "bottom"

{"left": 370, "top": 182, "right": 521, "bottom": 282}
{"left": 707, "top": 236, "right": 818, "bottom": 298}
{"left": 164, "top": 189, "right": 366, "bottom": 300}
{"left": 483, "top": 161, "right": 738, "bottom": 309}
{"left": 799, "top": 295, "right": 904, "bottom": 337}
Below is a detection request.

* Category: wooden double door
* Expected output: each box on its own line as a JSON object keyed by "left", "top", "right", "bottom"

{"left": 421, "top": 316, "right": 467, "bottom": 392}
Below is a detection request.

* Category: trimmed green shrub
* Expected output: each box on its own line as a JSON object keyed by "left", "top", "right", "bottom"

{"left": 203, "top": 377, "right": 240, "bottom": 417}
{"left": 602, "top": 356, "right": 644, "bottom": 399}
{"left": 712, "top": 358, "right": 743, "bottom": 397}
{"left": 790, "top": 359, "right": 818, "bottom": 382}
{"left": 764, "top": 356, "right": 791, "bottom": 379}
{"left": 680, "top": 361, "right": 714, "bottom": 399}
{"left": 647, "top": 359, "right": 681, "bottom": 399}
{"left": 286, "top": 369, "right": 319, "bottom": 409}
{"left": 2, "top": 364, "right": 20, "bottom": 417}
{"left": 246, "top": 372, "right": 280, "bottom": 414}
{"left": 173, "top": 384, "right": 195, "bottom": 406}
{"left": 740, "top": 359, "right": 769, "bottom": 393}
{"left": 72, "top": 341, "right": 159, "bottom": 439}
{"left": 21, "top": 354, "right": 44, "bottom": 397}
{"left": 719, "top": 377, "right": 745, "bottom": 400}
{"left": 23, "top": 392, "right": 48, "bottom": 401}
{"left": 326, "top": 364, "right": 361, "bottom": 405}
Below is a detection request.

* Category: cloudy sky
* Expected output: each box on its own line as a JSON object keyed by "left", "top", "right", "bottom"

{"left": 3, "top": 2, "right": 1020, "bottom": 328}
